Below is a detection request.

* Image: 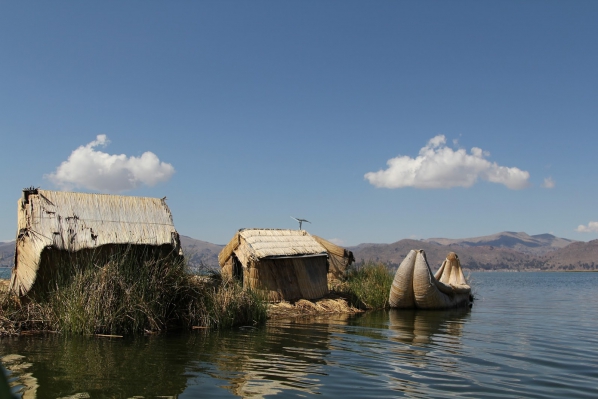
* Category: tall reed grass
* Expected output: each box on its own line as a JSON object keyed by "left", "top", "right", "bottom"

{"left": 342, "top": 261, "right": 394, "bottom": 309}
{"left": 185, "top": 272, "right": 268, "bottom": 329}
{"left": 0, "top": 245, "right": 268, "bottom": 336}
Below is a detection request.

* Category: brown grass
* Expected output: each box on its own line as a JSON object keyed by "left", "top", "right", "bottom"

{"left": 268, "top": 293, "right": 362, "bottom": 320}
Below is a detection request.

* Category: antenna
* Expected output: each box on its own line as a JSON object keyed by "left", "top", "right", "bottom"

{"left": 291, "top": 216, "right": 311, "bottom": 230}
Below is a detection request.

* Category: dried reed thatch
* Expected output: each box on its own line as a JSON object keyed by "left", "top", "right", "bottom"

{"left": 219, "top": 229, "right": 329, "bottom": 301}
{"left": 9, "top": 188, "right": 182, "bottom": 297}
{"left": 389, "top": 250, "right": 472, "bottom": 309}
{"left": 268, "top": 294, "right": 362, "bottom": 319}
{"left": 312, "top": 235, "right": 355, "bottom": 283}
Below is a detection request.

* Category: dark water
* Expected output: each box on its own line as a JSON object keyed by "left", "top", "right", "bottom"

{"left": 2, "top": 272, "right": 598, "bottom": 398}
{"left": 0, "top": 268, "right": 10, "bottom": 280}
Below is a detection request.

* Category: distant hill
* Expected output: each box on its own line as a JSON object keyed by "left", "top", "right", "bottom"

{"left": 0, "top": 232, "right": 596, "bottom": 272}
{"left": 542, "top": 239, "right": 598, "bottom": 271}
{"left": 179, "top": 235, "right": 223, "bottom": 271}
{"left": 349, "top": 239, "right": 542, "bottom": 271}
{"left": 0, "top": 241, "right": 14, "bottom": 268}
{"left": 0, "top": 236, "right": 224, "bottom": 271}
{"left": 350, "top": 232, "right": 595, "bottom": 272}
{"left": 424, "top": 231, "right": 576, "bottom": 256}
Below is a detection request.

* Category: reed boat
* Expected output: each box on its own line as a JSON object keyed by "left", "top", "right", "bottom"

{"left": 389, "top": 250, "right": 472, "bottom": 309}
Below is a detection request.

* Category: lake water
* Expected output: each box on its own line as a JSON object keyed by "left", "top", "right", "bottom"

{"left": 2, "top": 272, "right": 598, "bottom": 398}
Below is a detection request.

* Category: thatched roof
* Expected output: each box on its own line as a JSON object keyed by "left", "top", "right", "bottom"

{"left": 218, "top": 229, "right": 327, "bottom": 267}
{"left": 312, "top": 235, "right": 355, "bottom": 263}
{"left": 10, "top": 189, "right": 181, "bottom": 296}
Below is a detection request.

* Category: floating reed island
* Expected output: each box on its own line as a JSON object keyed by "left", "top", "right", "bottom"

{"left": 0, "top": 189, "right": 267, "bottom": 336}
{"left": 389, "top": 249, "right": 473, "bottom": 309}
{"left": 0, "top": 188, "right": 391, "bottom": 336}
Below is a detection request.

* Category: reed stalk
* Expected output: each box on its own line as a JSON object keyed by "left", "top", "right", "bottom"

{"left": 341, "top": 261, "right": 394, "bottom": 309}
{"left": 0, "top": 245, "right": 268, "bottom": 336}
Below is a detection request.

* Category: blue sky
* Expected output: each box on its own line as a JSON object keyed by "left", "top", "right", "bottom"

{"left": 1, "top": 1, "right": 597, "bottom": 245}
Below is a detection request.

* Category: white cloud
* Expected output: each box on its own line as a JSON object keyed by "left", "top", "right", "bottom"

{"left": 576, "top": 222, "right": 598, "bottom": 233}
{"left": 46, "top": 135, "right": 175, "bottom": 192}
{"left": 364, "top": 135, "right": 530, "bottom": 190}
{"left": 542, "top": 177, "right": 555, "bottom": 189}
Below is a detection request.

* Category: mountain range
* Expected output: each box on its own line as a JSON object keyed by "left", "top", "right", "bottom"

{"left": 1, "top": 232, "right": 597, "bottom": 272}
{"left": 350, "top": 232, "right": 597, "bottom": 271}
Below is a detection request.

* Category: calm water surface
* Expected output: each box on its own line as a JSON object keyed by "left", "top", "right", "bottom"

{"left": 2, "top": 272, "right": 598, "bottom": 398}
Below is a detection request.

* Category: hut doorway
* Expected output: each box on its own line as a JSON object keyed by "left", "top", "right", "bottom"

{"left": 232, "top": 254, "right": 243, "bottom": 285}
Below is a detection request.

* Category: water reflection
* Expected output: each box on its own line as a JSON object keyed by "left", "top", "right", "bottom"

{"left": 2, "top": 311, "right": 471, "bottom": 398}
{"left": 2, "top": 334, "right": 194, "bottom": 398}
{"left": 1, "top": 314, "right": 354, "bottom": 399}
{"left": 388, "top": 308, "right": 471, "bottom": 345}
{"left": 3, "top": 282, "right": 597, "bottom": 399}
{"left": 195, "top": 314, "right": 353, "bottom": 398}
{"left": 343, "top": 309, "right": 471, "bottom": 397}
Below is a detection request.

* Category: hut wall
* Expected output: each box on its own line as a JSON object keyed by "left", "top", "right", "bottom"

{"left": 218, "top": 232, "right": 240, "bottom": 267}
{"left": 234, "top": 237, "right": 254, "bottom": 267}
{"left": 221, "top": 257, "right": 234, "bottom": 280}
{"left": 246, "top": 256, "right": 328, "bottom": 301}
{"left": 327, "top": 253, "right": 348, "bottom": 282}
{"left": 221, "top": 255, "right": 244, "bottom": 282}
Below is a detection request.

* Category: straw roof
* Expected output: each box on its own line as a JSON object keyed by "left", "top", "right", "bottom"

{"left": 218, "top": 229, "right": 327, "bottom": 267}
{"left": 312, "top": 235, "right": 355, "bottom": 262}
{"left": 10, "top": 189, "right": 181, "bottom": 296}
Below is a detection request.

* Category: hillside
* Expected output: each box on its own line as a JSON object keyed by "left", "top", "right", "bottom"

{"left": 0, "top": 236, "right": 224, "bottom": 271}
{"left": 349, "top": 239, "right": 543, "bottom": 271}
{"left": 179, "top": 235, "right": 223, "bottom": 271}
{"left": 424, "top": 231, "right": 576, "bottom": 256}
{"left": 350, "top": 233, "right": 595, "bottom": 271}
{"left": 0, "top": 232, "right": 596, "bottom": 272}
{"left": 0, "top": 241, "right": 13, "bottom": 269}
{"left": 542, "top": 239, "right": 598, "bottom": 270}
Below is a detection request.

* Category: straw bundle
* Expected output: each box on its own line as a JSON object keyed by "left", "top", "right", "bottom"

{"left": 268, "top": 296, "right": 361, "bottom": 319}
{"left": 389, "top": 250, "right": 471, "bottom": 309}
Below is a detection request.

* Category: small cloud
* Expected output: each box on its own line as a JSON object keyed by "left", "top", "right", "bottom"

{"left": 46, "top": 135, "right": 175, "bottom": 193}
{"left": 328, "top": 238, "right": 345, "bottom": 246}
{"left": 576, "top": 221, "right": 598, "bottom": 233}
{"left": 364, "top": 135, "right": 530, "bottom": 190}
{"left": 542, "top": 177, "right": 555, "bottom": 189}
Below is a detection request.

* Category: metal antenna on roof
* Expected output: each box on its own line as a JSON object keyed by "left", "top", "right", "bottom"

{"left": 291, "top": 216, "right": 311, "bottom": 230}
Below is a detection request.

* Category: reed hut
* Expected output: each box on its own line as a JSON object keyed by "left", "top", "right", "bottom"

{"left": 9, "top": 188, "right": 183, "bottom": 297}
{"left": 312, "top": 235, "right": 355, "bottom": 283}
{"left": 218, "top": 229, "right": 329, "bottom": 301}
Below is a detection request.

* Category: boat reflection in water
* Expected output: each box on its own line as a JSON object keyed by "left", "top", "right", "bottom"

{"left": 385, "top": 308, "right": 473, "bottom": 397}
{"left": 388, "top": 308, "right": 471, "bottom": 345}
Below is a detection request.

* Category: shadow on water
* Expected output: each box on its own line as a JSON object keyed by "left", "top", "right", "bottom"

{"left": 0, "top": 314, "right": 353, "bottom": 398}
{"left": 2, "top": 334, "right": 196, "bottom": 398}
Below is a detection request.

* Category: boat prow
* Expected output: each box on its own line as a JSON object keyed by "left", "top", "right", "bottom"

{"left": 389, "top": 250, "right": 472, "bottom": 309}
